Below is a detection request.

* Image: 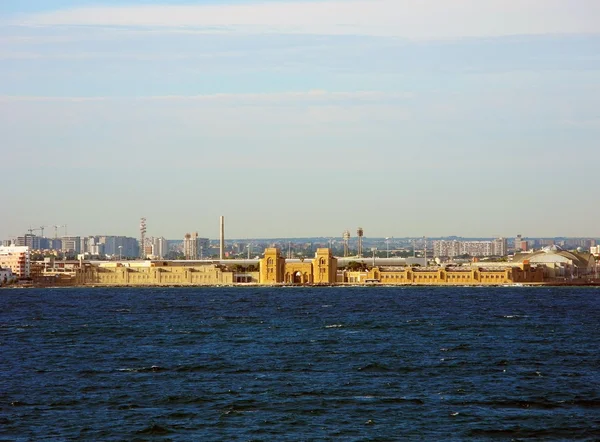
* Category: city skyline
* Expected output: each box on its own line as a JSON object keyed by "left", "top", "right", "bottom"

{"left": 1, "top": 0, "right": 599, "bottom": 239}
{"left": 0, "top": 219, "right": 600, "bottom": 243}
{"left": 4, "top": 227, "right": 598, "bottom": 245}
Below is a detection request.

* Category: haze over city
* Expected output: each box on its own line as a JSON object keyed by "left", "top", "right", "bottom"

{"left": 1, "top": 0, "right": 599, "bottom": 240}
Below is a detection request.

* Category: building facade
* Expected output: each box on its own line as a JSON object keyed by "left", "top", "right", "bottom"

{"left": 0, "top": 246, "right": 31, "bottom": 278}
{"left": 512, "top": 246, "right": 596, "bottom": 278}
{"left": 98, "top": 236, "right": 139, "bottom": 258}
{"left": 152, "top": 237, "right": 168, "bottom": 259}
{"left": 183, "top": 233, "right": 199, "bottom": 260}
{"left": 61, "top": 236, "right": 81, "bottom": 254}
{"left": 259, "top": 248, "right": 338, "bottom": 284}
{"left": 492, "top": 237, "right": 507, "bottom": 256}
{"left": 433, "top": 238, "right": 508, "bottom": 258}
{"left": 346, "top": 263, "right": 544, "bottom": 285}
{"left": 80, "top": 261, "right": 234, "bottom": 286}
{"left": 15, "top": 234, "right": 41, "bottom": 250}
{"left": 26, "top": 244, "right": 556, "bottom": 287}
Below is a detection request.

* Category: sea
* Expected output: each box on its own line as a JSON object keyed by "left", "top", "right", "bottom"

{"left": 1, "top": 286, "right": 599, "bottom": 441}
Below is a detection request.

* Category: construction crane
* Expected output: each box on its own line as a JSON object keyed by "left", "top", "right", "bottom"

{"left": 27, "top": 226, "right": 42, "bottom": 235}
{"left": 53, "top": 225, "right": 65, "bottom": 239}
{"left": 39, "top": 226, "right": 47, "bottom": 238}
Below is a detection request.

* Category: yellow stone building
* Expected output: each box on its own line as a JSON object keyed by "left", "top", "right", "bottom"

{"left": 346, "top": 262, "right": 544, "bottom": 285}
{"left": 33, "top": 248, "right": 547, "bottom": 287}
{"left": 79, "top": 261, "right": 235, "bottom": 286}
{"left": 259, "top": 248, "right": 337, "bottom": 284}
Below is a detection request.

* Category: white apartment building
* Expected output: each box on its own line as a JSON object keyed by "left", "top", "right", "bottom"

{"left": 183, "top": 233, "right": 199, "bottom": 260}
{"left": 0, "top": 246, "right": 31, "bottom": 278}
{"left": 491, "top": 237, "right": 508, "bottom": 256}
{"left": 433, "top": 240, "right": 462, "bottom": 258}
{"left": 152, "top": 237, "right": 168, "bottom": 259}
{"left": 461, "top": 241, "right": 493, "bottom": 257}
{"left": 433, "top": 238, "right": 508, "bottom": 258}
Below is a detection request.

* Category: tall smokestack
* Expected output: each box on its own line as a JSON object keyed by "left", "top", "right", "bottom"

{"left": 219, "top": 216, "right": 225, "bottom": 260}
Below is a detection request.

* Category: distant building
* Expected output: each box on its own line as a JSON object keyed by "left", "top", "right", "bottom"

{"left": 79, "top": 236, "right": 105, "bottom": 256}
{"left": 15, "top": 234, "right": 41, "bottom": 250}
{"left": 97, "top": 236, "right": 139, "bottom": 258}
{"left": 80, "top": 237, "right": 90, "bottom": 254}
{"left": 61, "top": 236, "right": 81, "bottom": 254}
{"left": 152, "top": 237, "right": 168, "bottom": 259}
{"left": 564, "top": 238, "right": 597, "bottom": 249}
{"left": 47, "top": 238, "right": 62, "bottom": 250}
{"left": 433, "top": 238, "right": 507, "bottom": 258}
{"left": 514, "top": 234, "right": 523, "bottom": 250}
{"left": 198, "top": 237, "right": 210, "bottom": 258}
{"left": 0, "top": 246, "right": 31, "bottom": 278}
{"left": 183, "top": 233, "right": 199, "bottom": 260}
{"left": 491, "top": 237, "right": 507, "bottom": 256}
{"left": 538, "top": 239, "right": 556, "bottom": 247}
{"left": 89, "top": 242, "right": 105, "bottom": 256}
{"left": 433, "top": 240, "right": 461, "bottom": 258}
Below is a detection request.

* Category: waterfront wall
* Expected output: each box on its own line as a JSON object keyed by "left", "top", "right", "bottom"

{"left": 346, "top": 264, "right": 544, "bottom": 285}
{"left": 79, "top": 262, "right": 234, "bottom": 286}
{"left": 35, "top": 263, "right": 544, "bottom": 287}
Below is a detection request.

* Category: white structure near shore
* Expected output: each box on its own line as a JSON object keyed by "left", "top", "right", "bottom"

{"left": 0, "top": 266, "right": 15, "bottom": 283}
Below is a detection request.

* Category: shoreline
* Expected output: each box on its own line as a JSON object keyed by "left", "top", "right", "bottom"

{"left": 3, "top": 281, "right": 600, "bottom": 289}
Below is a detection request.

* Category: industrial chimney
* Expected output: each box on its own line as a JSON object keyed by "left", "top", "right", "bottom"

{"left": 219, "top": 216, "right": 225, "bottom": 260}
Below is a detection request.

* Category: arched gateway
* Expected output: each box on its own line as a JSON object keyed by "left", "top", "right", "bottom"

{"left": 260, "top": 248, "right": 337, "bottom": 284}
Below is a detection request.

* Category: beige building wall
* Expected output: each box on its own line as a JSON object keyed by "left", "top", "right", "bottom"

{"left": 260, "top": 247, "right": 338, "bottom": 284}
{"left": 358, "top": 264, "right": 543, "bottom": 285}
{"left": 81, "top": 261, "right": 234, "bottom": 286}
{"left": 260, "top": 248, "right": 286, "bottom": 284}
{"left": 29, "top": 251, "right": 546, "bottom": 287}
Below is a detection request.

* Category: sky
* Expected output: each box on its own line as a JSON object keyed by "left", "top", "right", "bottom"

{"left": 0, "top": 0, "right": 599, "bottom": 240}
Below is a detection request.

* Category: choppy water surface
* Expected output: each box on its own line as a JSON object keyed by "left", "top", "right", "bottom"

{"left": 1, "top": 286, "right": 600, "bottom": 440}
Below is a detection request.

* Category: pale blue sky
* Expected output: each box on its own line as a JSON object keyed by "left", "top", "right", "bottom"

{"left": 1, "top": 0, "right": 599, "bottom": 240}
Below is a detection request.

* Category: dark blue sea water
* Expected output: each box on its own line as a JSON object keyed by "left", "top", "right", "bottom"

{"left": 1, "top": 287, "right": 600, "bottom": 441}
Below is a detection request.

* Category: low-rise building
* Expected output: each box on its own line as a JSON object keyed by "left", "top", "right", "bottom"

{"left": 81, "top": 260, "right": 234, "bottom": 286}
{"left": 344, "top": 263, "right": 543, "bottom": 285}
{"left": 512, "top": 246, "right": 595, "bottom": 279}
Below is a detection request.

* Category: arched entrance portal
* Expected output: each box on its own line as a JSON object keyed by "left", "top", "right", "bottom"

{"left": 293, "top": 271, "right": 303, "bottom": 284}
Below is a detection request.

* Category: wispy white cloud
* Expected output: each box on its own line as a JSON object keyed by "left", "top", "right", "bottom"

{"left": 11, "top": 0, "right": 600, "bottom": 39}
{"left": 0, "top": 90, "right": 413, "bottom": 104}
